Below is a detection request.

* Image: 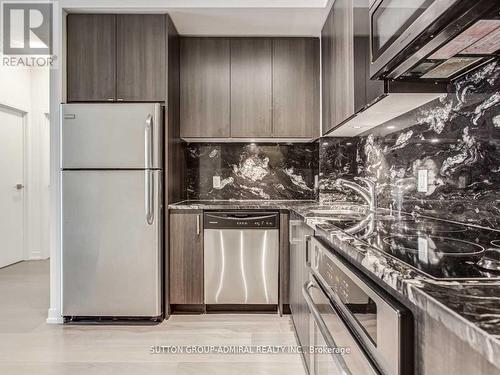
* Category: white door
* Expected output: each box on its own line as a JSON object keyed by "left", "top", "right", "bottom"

{"left": 0, "top": 107, "right": 25, "bottom": 268}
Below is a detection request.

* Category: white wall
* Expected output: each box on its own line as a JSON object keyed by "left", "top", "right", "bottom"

{"left": 0, "top": 64, "right": 50, "bottom": 261}
{"left": 0, "top": 66, "right": 31, "bottom": 111}
{"left": 29, "top": 68, "right": 51, "bottom": 260}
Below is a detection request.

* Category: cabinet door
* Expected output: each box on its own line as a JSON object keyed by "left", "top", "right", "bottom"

{"left": 67, "top": 15, "right": 116, "bottom": 102}
{"left": 116, "top": 15, "right": 166, "bottom": 102}
{"left": 169, "top": 211, "right": 203, "bottom": 305}
{"left": 321, "top": 9, "right": 334, "bottom": 133}
{"left": 273, "top": 38, "right": 319, "bottom": 138}
{"left": 230, "top": 38, "right": 273, "bottom": 138}
{"left": 332, "top": 0, "right": 355, "bottom": 127}
{"left": 322, "top": 0, "right": 355, "bottom": 134}
{"left": 180, "top": 38, "right": 230, "bottom": 138}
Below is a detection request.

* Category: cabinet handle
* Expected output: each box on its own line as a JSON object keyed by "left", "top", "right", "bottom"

{"left": 305, "top": 235, "right": 311, "bottom": 267}
{"left": 196, "top": 214, "right": 200, "bottom": 235}
{"left": 107, "top": 98, "right": 114, "bottom": 101}
{"left": 117, "top": 98, "right": 124, "bottom": 101}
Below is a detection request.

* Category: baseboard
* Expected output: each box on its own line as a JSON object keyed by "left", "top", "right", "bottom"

{"left": 46, "top": 308, "right": 64, "bottom": 324}
{"left": 206, "top": 304, "right": 278, "bottom": 314}
{"left": 170, "top": 304, "right": 206, "bottom": 314}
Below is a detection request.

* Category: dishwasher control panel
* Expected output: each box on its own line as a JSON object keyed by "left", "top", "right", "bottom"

{"left": 204, "top": 211, "right": 279, "bottom": 229}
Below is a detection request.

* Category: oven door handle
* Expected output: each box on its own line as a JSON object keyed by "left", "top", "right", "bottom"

{"left": 302, "top": 281, "right": 352, "bottom": 375}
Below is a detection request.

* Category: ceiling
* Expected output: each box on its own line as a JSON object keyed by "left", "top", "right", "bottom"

{"left": 61, "top": 0, "right": 334, "bottom": 36}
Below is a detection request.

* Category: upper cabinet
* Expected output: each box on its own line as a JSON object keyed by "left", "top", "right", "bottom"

{"left": 67, "top": 14, "right": 166, "bottom": 102}
{"left": 180, "top": 38, "right": 231, "bottom": 138}
{"left": 179, "top": 37, "right": 320, "bottom": 141}
{"left": 322, "top": 0, "right": 355, "bottom": 134}
{"left": 116, "top": 15, "right": 166, "bottom": 102}
{"left": 321, "top": 0, "right": 384, "bottom": 135}
{"left": 273, "top": 38, "right": 319, "bottom": 138}
{"left": 230, "top": 38, "right": 273, "bottom": 138}
{"left": 67, "top": 15, "right": 116, "bottom": 102}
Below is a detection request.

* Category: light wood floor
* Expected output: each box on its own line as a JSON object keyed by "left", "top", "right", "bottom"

{"left": 0, "top": 260, "right": 306, "bottom": 375}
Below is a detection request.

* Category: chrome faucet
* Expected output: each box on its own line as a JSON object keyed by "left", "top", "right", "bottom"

{"left": 335, "top": 177, "right": 377, "bottom": 213}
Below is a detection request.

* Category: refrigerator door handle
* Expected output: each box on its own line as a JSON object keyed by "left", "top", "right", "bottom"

{"left": 145, "top": 170, "right": 154, "bottom": 225}
{"left": 144, "top": 114, "right": 153, "bottom": 169}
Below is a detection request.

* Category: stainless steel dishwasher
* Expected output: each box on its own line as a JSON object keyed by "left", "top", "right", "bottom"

{"left": 204, "top": 211, "right": 279, "bottom": 305}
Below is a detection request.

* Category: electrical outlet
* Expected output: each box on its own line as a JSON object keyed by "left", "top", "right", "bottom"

{"left": 418, "top": 236, "right": 428, "bottom": 263}
{"left": 417, "top": 169, "right": 428, "bottom": 193}
{"left": 213, "top": 176, "right": 221, "bottom": 189}
{"left": 458, "top": 175, "right": 467, "bottom": 189}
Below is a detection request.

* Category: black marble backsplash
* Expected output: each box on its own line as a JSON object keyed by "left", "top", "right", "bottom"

{"left": 186, "top": 143, "right": 318, "bottom": 200}
{"left": 320, "top": 60, "right": 500, "bottom": 229}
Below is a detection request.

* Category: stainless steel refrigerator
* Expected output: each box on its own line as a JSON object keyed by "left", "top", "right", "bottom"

{"left": 61, "top": 103, "right": 163, "bottom": 320}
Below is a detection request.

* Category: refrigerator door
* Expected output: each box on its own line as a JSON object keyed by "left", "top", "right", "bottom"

{"left": 61, "top": 103, "right": 162, "bottom": 169}
{"left": 62, "top": 170, "right": 162, "bottom": 317}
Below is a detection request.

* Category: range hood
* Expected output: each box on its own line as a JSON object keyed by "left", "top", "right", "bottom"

{"left": 324, "top": 80, "right": 444, "bottom": 137}
{"left": 369, "top": 0, "right": 500, "bottom": 81}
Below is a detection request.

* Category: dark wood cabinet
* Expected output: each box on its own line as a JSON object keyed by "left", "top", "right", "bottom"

{"left": 67, "top": 14, "right": 166, "bottom": 102}
{"left": 279, "top": 213, "right": 290, "bottom": 312}
{"left": 116, "top": 15, "right": 166, "bottom": 102}
{"left": 67, "top": 14, "right": 116, "bottom": 102}
{"left": 169, "top": 210, "right": 204, "bottom": 305}
{"left": 322, "top": 0, "right": 355, "bottom": 134}
{"left": 179, "top": 37, "right": 319, "bottom": 140}
{"left": 230, "top": 38, "right": 273, "bottom": 138}
{"left": 321, "top": 0, "right": 384, "bottom": 135}
{"left": 273, "top": 38, "right": 319, "bottom": 138}
{"left": 180, "top": 37, "right": 231, "bottom": 138}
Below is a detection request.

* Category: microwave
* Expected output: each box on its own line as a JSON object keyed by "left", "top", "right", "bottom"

{"left": 369, "top": 0, "right": 500, "bottom": 81}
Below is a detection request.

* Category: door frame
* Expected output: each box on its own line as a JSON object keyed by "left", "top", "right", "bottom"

{"left": 0, "top": 102, "right": 29, "bottom": 263}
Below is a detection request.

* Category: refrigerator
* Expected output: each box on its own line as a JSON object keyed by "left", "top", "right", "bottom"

{"left": 61, "top": 103, "right": 163, "bottom": 319}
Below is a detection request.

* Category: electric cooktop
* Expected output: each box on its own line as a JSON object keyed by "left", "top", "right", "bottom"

{"left": 325, "top": 215, "right": 500, "bottom": 281}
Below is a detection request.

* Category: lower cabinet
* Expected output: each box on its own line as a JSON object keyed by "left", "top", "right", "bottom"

{"left": 169, "top": 210, "right": 204, "bottom": 307}
{"left": 289, "top": 217, "right": 314, "bottom": 370}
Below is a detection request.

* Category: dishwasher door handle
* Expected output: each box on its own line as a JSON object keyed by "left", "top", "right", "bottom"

{"left": 205, "top": 213, "right": 277, "bottom": 221}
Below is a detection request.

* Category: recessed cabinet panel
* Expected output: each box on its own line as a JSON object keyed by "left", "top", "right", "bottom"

{"left": 180, "top": 38, "right": 231, "bottom": 138}
{"left": 273, "top": 38, "right": 319, "bottom": 138}
{"left": 230, "top": 38, "right": 273, "bottom": 138}
{"left": 116, "top": 15, "right": 166, "bottom": 102}
{"left": 67, "top": 15, "right": 116, "bottom": 102}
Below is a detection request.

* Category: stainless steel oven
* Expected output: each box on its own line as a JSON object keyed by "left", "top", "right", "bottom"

{"left": 305, "top": 237, "right": 413, "bottom": 375}
{"left": 370, "top": 0, "right": 500, "bottom": 80}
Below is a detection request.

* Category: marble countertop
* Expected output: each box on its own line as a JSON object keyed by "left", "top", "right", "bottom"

{"left": 168, "top": 200, "right": 365, "bottom": 217}
{"left": 169, "top": 200, "right": 500, "bottom": 369}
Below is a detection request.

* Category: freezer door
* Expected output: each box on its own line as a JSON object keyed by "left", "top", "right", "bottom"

{"left": 61, "top": 103, "right": 162, "bottom": 169}
{"left": 62, "top": 170, "right": 162, "bottom": 317}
